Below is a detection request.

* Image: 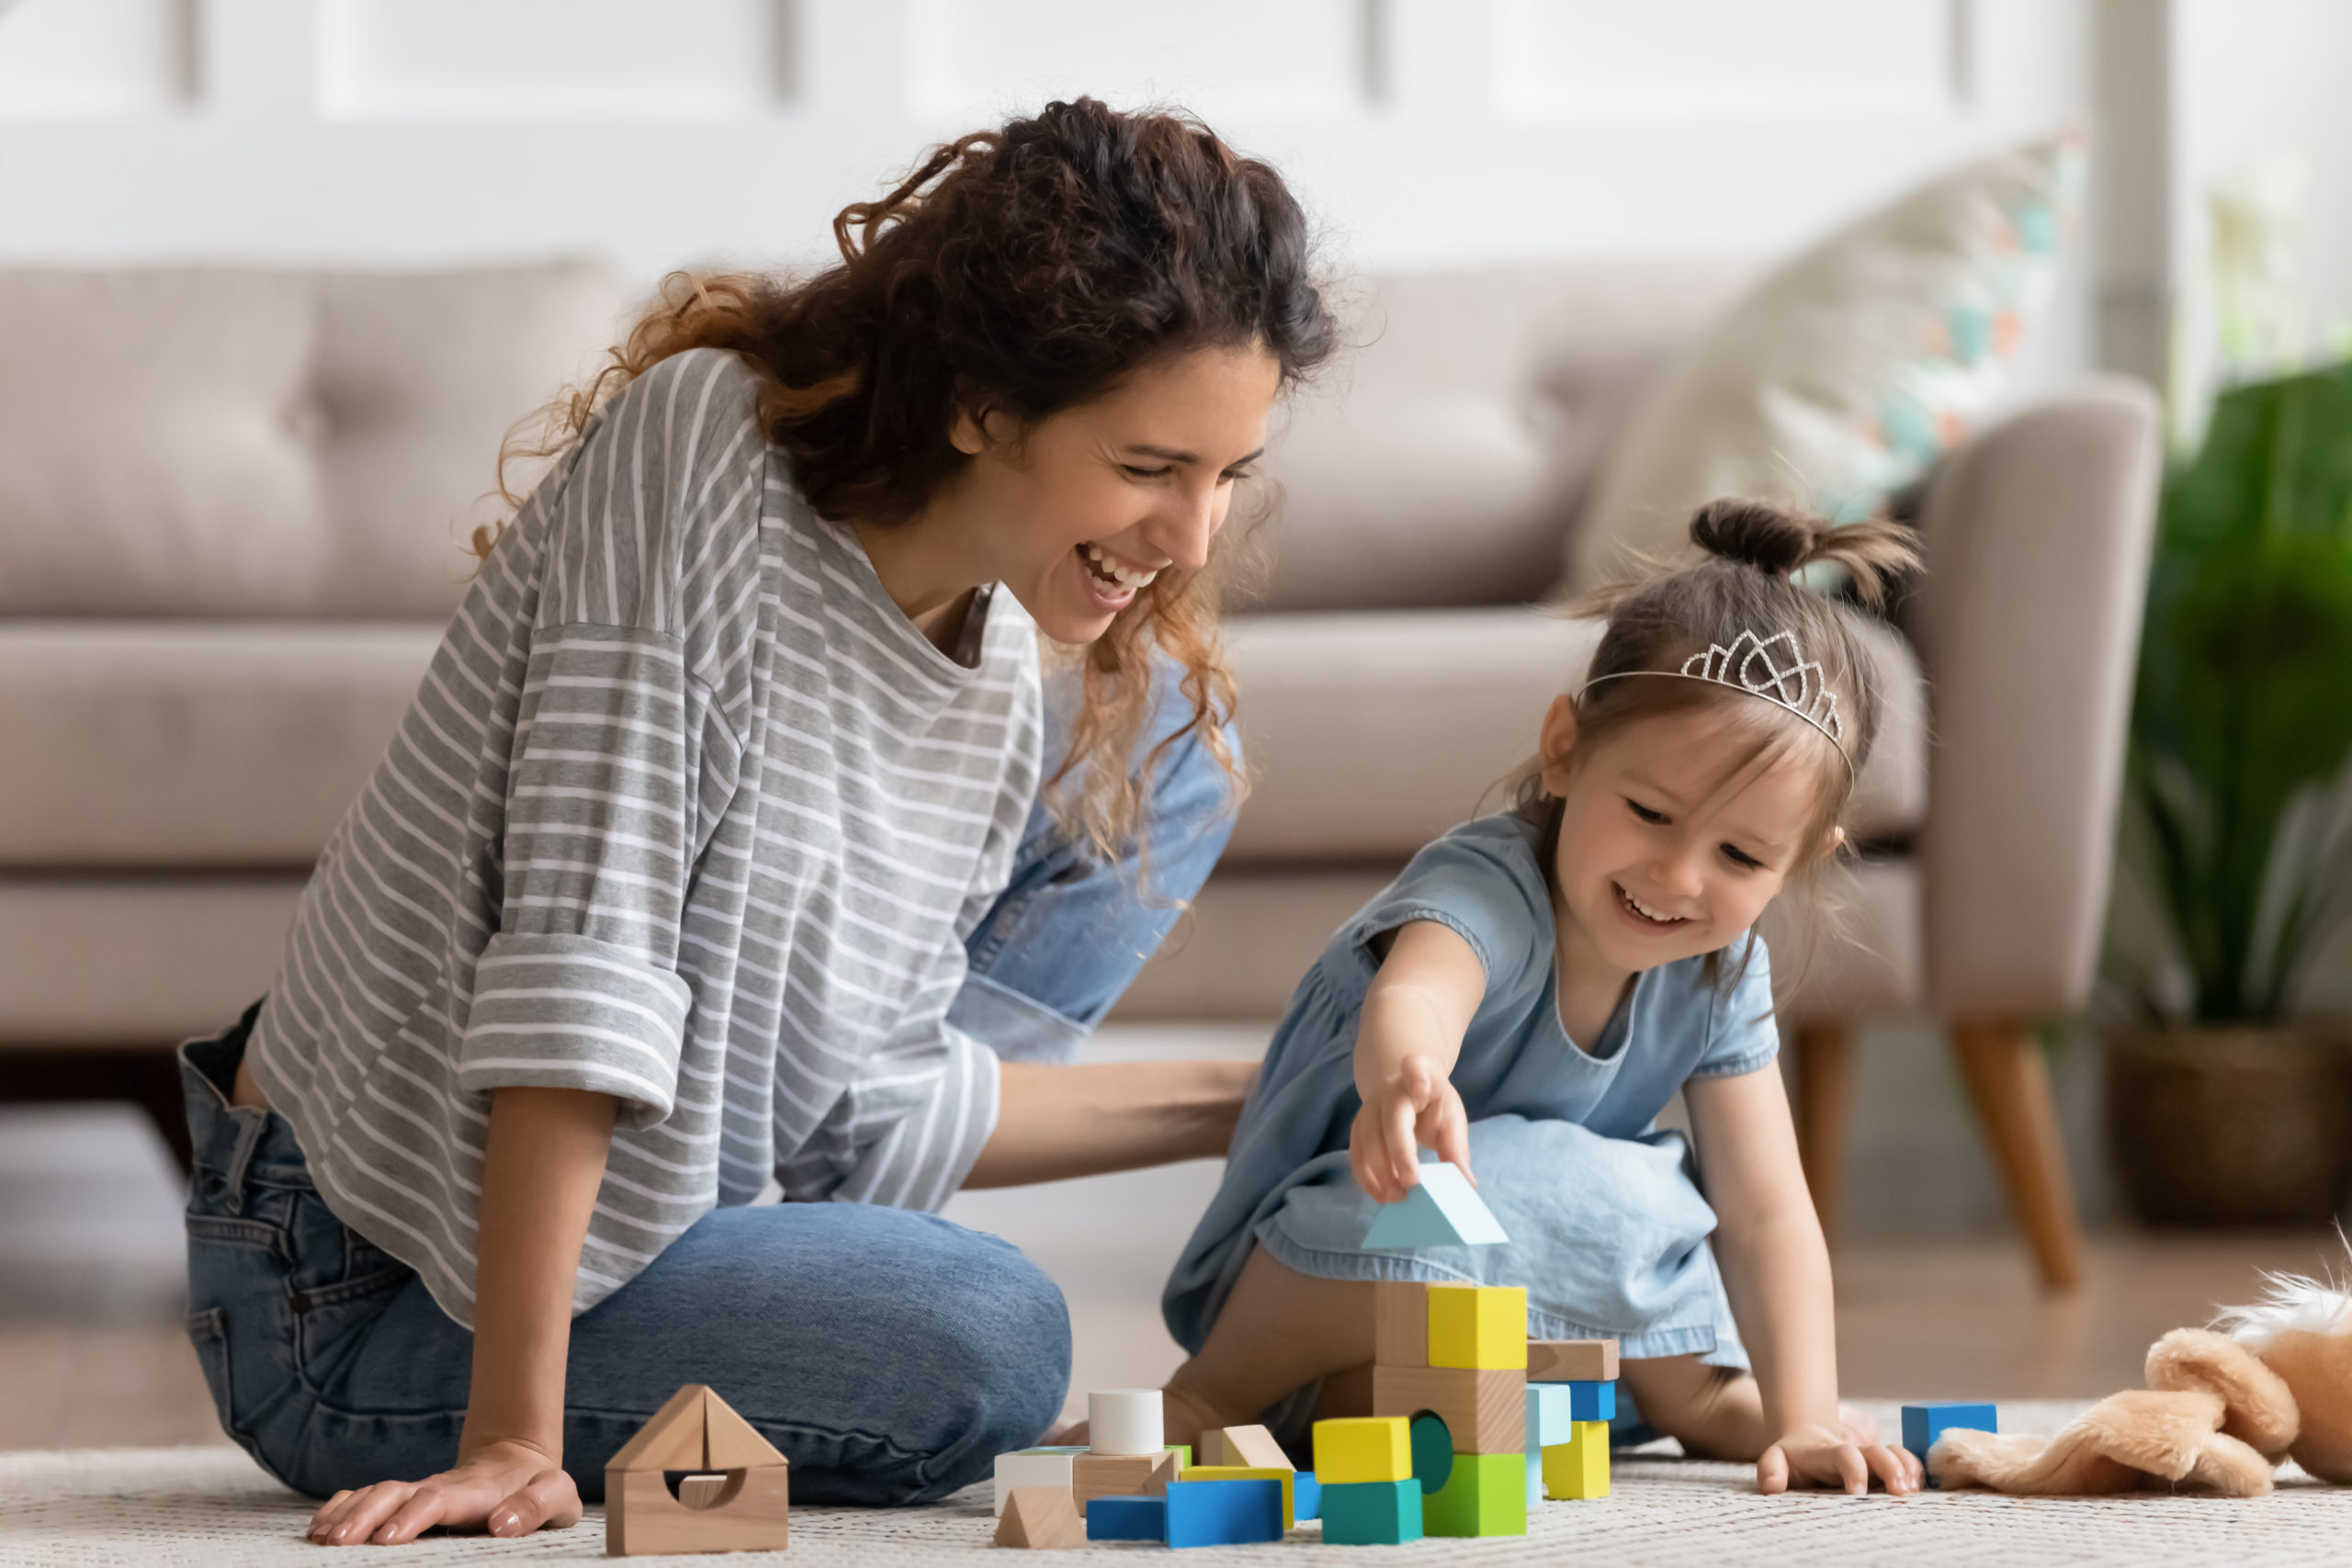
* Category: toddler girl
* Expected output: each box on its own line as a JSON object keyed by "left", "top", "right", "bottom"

{"left": 1159, "top": 500, "right": 1921, "bottom": 1495}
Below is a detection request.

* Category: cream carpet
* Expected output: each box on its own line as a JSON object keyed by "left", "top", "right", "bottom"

{"left": 6, "top": 1405, "right": 2352, "bottom": 1566}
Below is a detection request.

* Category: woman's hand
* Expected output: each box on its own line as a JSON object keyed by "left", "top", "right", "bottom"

{"left": 1350, "top": 1052, "right": 1472, "bottom": 1204}
{"left": 305, "top": 1438, "right": 582, "bottom": 1545}
{"left": 1755, "top": 1420, "right": 1922, "bottom": 1496}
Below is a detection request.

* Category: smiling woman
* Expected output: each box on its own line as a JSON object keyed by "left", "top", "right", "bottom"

{"left": 175, "top": 97, "right": 1338, "bottom": 1548}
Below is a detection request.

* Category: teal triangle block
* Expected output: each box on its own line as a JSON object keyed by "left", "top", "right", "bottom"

{"left": 1360, "top": 1160, "right": 1508, "bottom": 1248}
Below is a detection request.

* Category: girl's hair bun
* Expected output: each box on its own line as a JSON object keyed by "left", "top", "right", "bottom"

{"left": 1688, "top": 498, "right": 1817, "bottom": 577}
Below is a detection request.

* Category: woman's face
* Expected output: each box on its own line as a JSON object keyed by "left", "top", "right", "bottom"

{"left": 949, "top": 343, "right": 1283, "bottom": 644}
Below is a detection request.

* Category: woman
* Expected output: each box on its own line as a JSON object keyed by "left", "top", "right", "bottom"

{"left": 177, "top": 98, "right": 1337, "bottom": 1545}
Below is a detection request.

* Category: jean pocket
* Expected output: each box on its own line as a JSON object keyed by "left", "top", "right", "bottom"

{"left": 186, "top": 1307, "right": 256, "bottom": 1454}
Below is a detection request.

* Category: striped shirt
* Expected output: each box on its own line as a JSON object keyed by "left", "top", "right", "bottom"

{"left": 247, "top": 348, "right": 1039, "bottom": 1325}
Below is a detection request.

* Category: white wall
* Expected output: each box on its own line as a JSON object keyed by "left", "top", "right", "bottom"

{"left": 0, "top": 0, "right": 2095, "bottom": 374}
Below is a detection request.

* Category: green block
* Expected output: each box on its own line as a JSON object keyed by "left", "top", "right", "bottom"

{"left": 1165, "top": 1444, "right": 1191, "bottom": 1471}
{"left": 1421, "top": 1451, "right": 1527, "bottom": 1538}
{"left": 1318, "top": 1479, "right": 1422, "bottom": 1545}
{"left": 1408, "top": 1414, "right": 1453, "bottom": 1491}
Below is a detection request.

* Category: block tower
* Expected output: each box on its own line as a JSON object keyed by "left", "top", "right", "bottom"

{"left": 1364, "top": 1280, "right": 1531, "bottom": 1537}
{"left": 1527, "top": 1337, "right": 1620, "bottom": 1501}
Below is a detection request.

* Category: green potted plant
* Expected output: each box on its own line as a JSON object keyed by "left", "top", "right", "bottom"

{"left": 2103, "top": 360, "right": 2352, "bottom": 1224}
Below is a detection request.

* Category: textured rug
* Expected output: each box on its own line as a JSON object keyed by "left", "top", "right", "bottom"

{"left": 7, "top": 1404, "right": 2352, "bottom": 1566}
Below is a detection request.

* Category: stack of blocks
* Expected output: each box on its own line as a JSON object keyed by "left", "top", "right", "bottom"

{"left": 995, "top": 1388, "right": 1319, "bottom": 1550}
{"left": 1527, "top": 1337, "right": 1620, "bottom": 1503}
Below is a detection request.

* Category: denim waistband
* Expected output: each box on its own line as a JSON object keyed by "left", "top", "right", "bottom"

{"left": 178, "top": 999, "right": 315, "bottom": 1206}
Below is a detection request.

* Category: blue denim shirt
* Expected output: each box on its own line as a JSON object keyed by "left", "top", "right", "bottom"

{"left": 1163, "top": 813, "right": 1778, "bottom": 1352}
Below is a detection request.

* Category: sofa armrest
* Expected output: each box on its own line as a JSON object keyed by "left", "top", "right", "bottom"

{"left": 1908, "top": 377, "right": 2162, "bottom": 1019}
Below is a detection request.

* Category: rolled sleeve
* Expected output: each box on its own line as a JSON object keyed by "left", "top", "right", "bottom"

{"left": 459, "top": 931, "right": 694, "bottom": 1125}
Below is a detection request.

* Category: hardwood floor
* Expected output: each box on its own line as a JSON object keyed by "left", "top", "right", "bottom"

{"left": 5, "top": 1069, "right": 2347, "bottom": 1450}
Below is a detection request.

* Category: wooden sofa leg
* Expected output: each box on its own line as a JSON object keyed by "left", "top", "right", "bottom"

{"left": 1791, "top": 1023, "right": 1851, "bottom": 1249}
{"left": 1951, "top": 1021, "right": 2084, "bottom": 1292}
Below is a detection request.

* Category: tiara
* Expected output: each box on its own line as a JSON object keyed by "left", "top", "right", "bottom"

{"left": 1578, "top": 628, "right": 1851, "bottom": 768}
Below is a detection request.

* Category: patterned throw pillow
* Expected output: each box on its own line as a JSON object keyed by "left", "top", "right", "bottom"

{"left": 1557, "top": 132, "right": 2084, "bottom": 597}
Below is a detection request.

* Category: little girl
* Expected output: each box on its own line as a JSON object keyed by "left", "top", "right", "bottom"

{"left": 1158, "top": 500, "right": 1922, "bottom": 1496}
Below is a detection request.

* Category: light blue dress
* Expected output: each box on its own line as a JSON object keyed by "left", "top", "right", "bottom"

{"left": 1163, "top": 813, "right": 1778, "bottom": 1375}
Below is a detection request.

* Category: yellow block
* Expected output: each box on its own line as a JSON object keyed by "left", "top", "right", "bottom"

{"left": 1542, "top": 1420, "right": 1610, "bottom": 1500}
{"left": 1178, "top": 1466, "right": 1295, "bottom": 1529}
{"left": 1312, "top": 1416, "right": 1412, "bottom": 1484}
{"left": 1428, "top": 1283, "right": 1527, "bottom": 1371}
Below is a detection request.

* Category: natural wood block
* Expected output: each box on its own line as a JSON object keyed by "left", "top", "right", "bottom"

{"left": 1374, "top": 1281, "right": 1430, "bottom": 1369}
{"left": 675, "top": 1474, "right": 728, "bottom": 1508}
{"left": 1527, "top": 1339, "right": 1619, "bottom": 1382}
{"left": 1204, "top": 1424, "right": 1291, "bottom": 1472}
{"left": 1178, "top": 1465, "right": 1295, "bottom": 1529}
{"left": 1373, "top": 1365, "right": 1525, "bottom": 1454}
{"left": 1073, "top": 1449, "right": 1178, "bottom": 1506}
{"left": 992, "top": 1450, "right": 1077, "bottom": 1516}
{"left": 1428, "top": 1284, "right": 1527, "bottom": 1370}
{"left": 1542, "top": 1421, "right": 1610, "bottom": 1500}
{"left": 995, "top": 1485, "right": 1085, "bottom": 1549}
{"left": 607, "top": 1465, "right": 790, "bottom": 1556}
{"left": 1313, "top": 1416, "right": 1412, "bottom": 1484}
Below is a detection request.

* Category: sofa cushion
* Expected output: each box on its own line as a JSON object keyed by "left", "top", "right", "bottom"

{"left": 0, "top": 264, "right": 623, "bottom": 618}
{"left": 1251, "top": 259, "right": 1751, "bottom": 611}
{"left": 1222, "top": 606, "right": 1926, "bottom": 864}
{"left": 0, "top": 878, "right": 304, "bottom": 1043}
{"left": 0, "top": 622, "right": 441, "bottom": 866}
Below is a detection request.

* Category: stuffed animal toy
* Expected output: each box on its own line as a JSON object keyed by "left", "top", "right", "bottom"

{"left": 1935, "top": 1269, "right": 2352, "bottom": 1497}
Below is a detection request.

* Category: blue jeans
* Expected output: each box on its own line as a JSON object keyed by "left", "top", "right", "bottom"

{"left": 181, "top": 659, "right": 1238, "bottom": 1504}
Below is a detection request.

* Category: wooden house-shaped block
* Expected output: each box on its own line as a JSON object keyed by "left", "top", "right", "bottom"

{"left": 606, "top": 1384, "right": 790, "bottom": 1556}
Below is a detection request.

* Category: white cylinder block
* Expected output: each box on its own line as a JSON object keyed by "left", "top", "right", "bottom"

{"left": 1087, "top": 1388, "right": 1164, "bottom": 1457}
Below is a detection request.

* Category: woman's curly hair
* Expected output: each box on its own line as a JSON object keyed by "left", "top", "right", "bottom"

{"left": 486, "top": 97, "right": 1338, "bottom": 864}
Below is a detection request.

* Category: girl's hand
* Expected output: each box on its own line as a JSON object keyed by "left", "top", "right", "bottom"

{"left": 1350, "top": 1052, "right": 1473, "bottom": 1204}
{"left": 1755, "top": 1420, "right": 1922, "bottom": 1496}
{"left": 305, "top": 1438, "right": 582, "bottom": 1545}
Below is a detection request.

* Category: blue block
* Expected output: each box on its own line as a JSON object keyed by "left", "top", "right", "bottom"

{"left": 1360, "top": 1161, "right": 1509, "bottom": 1248}
{"left": 1565, "top": 1381, "right": 1615, "bottom": 1422}
{"left": 1294, "top": 1471, "right": 1321, "bottom": 1523}
{"left": 1164, "top": 1478, "right": 1284, "bottom": 1548}
{"left": 1087, "top": 1495, "right": 1168, "bottom": 1542}
{"left": 1902, "top": 1402, "right": 1996, "bottom": 1485}
{"left": 1527, "top": 1383, "right": 1577, "bottom": 1448}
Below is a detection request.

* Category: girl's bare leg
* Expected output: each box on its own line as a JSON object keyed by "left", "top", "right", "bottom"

{"left": 1619, "top": 1356, "right": 1883, "bottom": 1461}
{"left": 1159, "top": 1247, "right": 1375, "bottom": 1450}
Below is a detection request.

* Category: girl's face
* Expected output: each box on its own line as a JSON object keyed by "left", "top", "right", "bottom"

{"left": 1538, "top": 698, "right": 1842, "bottom": 978}
{"left": 947, "top": 343, "right": 1283, "bottom": 645}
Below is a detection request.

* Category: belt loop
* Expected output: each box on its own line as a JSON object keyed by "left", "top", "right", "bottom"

{"left": 221, "top": 1111, "right": 267, "bottom": 1215}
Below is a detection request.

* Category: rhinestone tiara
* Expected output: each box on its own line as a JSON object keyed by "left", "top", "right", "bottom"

{"left": 1578, "top": 627, "right": 1851, "bottom": 768}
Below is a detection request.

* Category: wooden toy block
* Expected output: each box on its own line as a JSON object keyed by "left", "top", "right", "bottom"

{"left": 1085, "top": 1495, "right": 1168, "bottom": 1541}
{"left": 1374, "top": 1280, "right": 1430, "bottom": 1368}
{"left": 1087, "top": 1388, "right": 1165, "bottom": 1456}
{"left": 995, "top": 1485, "right": 1084, "bottom": 1549}
{"left": 1902, "top": 1402, "right": 1996, "bottom": 1485}
{"left": 1427, "top": 1283, "right": 1527, "bottom": 1370}
{"left": 1422, "top": 1450, "right": 1528, "bottom": 1538}
{"left": 1313, "top": 1416, "right": 1413, "bottom": 1483}
{"left": 1409, "top": 1414, "right": 1453, "bottom": 1491}
{"left": 1164, "top": 1444, "right": 1192, "bottom": 1471}
{"left": 1201, "top": 1423, "right": 1291, "bottom": 1471}
{"left": 1563, "top": 1380, "right": 1614, "bottom": 1422}
{"left": 991, "top": 1450, "right": 1077, "bottom": 1517}
{"left": 1361, "top": 1161, "right": 1509, "bottom": 1249}
{"left": 1541, "top": 1420, "right": 1610, "bottom": 1500}
{"left": 606, "top": 1384, "right": 790, "bottom": 1556}
{"left": 1528, "top": 1338, "right": 1619, "bottom": 1382}
{"left": 1373, "top": 1365, "right": 1526, "bottom": 1454}
{"left": 1318, "top": 1478, "right": 1423, "bottom": 1546}
{"left": 1294, "top": 1471, "right": 1321, "bottom": 1522}
{"left": 1074, "top": 1449, "right": 1179, "bottom": 1506}
{"left": 1526, "top": 1382, "right": 1577, "bottom": 1449}
{"left": 1162, "top": 1478, "right": 1284, "bottom": 1547}
{"left": 1178, "top": 1465, "right": 1295, "bottom": 1529}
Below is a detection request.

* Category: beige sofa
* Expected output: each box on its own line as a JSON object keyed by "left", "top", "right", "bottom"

{"left": 0, "top": 262, "right": 2159, "bottom": 1291}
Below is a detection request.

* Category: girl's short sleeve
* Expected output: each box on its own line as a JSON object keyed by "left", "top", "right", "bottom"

{"left": 1341, "top": 820, "right": 1554, "bottom": 1000}
{"left": 1691, "top": 935, "right": 1781, "bottom": 1077}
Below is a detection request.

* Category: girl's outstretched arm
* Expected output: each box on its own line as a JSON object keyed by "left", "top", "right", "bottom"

{"left": 1684, "top": 1066, "right": 1920, "bottom": 1496}
{"left": 306, "top": 1086, "right": 619, "bottom": 1545}
{"left": 1350, "top": 920, "right": 1487, "bottom": 1203}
